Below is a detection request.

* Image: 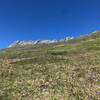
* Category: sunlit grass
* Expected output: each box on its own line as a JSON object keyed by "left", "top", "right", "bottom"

{"left": 0, "top": 33, "right": 100, "bottom": 100}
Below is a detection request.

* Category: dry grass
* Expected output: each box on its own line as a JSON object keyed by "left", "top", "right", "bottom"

{"left": 0, "top": 33, "right": 100, "bottom": 100}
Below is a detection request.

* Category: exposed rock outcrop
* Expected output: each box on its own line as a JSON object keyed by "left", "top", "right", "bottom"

{"left": 9, "top": 37, "right": 74, "bottom": 47}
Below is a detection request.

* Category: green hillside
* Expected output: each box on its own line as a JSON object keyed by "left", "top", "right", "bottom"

{"left": 0, "top": 32, "right": 100, "bottom": 100}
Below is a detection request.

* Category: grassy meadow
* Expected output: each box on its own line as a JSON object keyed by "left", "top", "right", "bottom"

{"left": 0, "top": 32, "right": 100, "bottom": 100}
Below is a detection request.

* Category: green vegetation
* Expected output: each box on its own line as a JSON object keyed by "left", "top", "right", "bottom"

{"left": 0, "top": 32, "right": 100, "bottom": 100}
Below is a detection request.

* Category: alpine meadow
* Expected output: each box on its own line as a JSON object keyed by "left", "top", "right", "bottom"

{"left": 0, "top": 31, "right": 100, "bottom": 100}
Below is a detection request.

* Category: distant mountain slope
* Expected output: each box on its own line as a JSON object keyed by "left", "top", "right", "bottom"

{"left": 67, "top": 31, "right": 100, "bottom": 43}
{"left": 0, "top": 31, "right": 100, "bottom": 100}
{"left": 9, "top": 37, "right": 74, "bottom": 47}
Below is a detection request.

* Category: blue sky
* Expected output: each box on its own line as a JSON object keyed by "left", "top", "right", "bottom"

{"left": 0, "top": 0, "right": 100, "bottom": 48}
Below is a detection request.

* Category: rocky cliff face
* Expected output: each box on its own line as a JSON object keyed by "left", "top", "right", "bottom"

{"left": 9, "top": 37, "right": 74, "bottom": 47}
{"left": 9, "top": 40, "right": 59, "bottom": 47}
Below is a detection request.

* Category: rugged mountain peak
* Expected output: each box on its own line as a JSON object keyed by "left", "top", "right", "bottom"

{"left": 9, "top": 40, "right": 21, "bottom": 47}
{"left": 9, "top": 40, "right": 59, "bottom": 47}
{"left": 9, "top": 37, "right": 74, "bottom": 48}
{"left": 64, "top": 37, "right": 74, "bottom": 41}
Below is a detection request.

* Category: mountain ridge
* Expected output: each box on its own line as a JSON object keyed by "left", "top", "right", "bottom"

{"left": 8, "top": 31, "right": 100, "bottom": 48}
{"left": 8, "top": 37, "right": 74, "bottom": 47}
